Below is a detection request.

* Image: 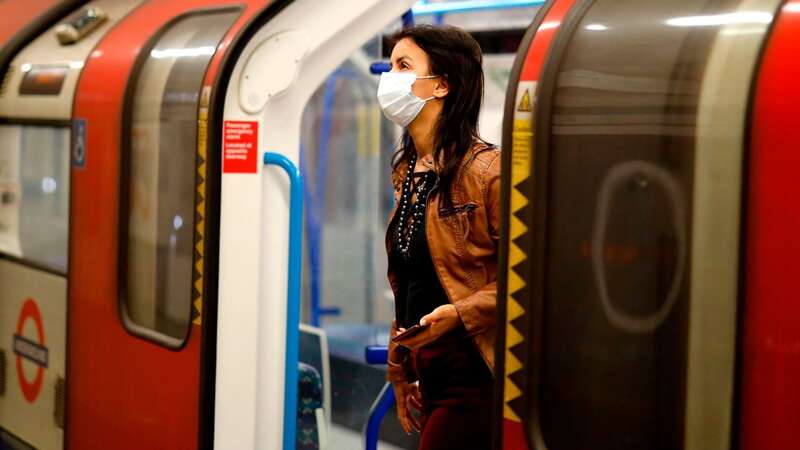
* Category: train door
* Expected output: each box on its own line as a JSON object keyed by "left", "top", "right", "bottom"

{"left": 739, "top": 2, "right": 800, "bottom": 449}
{"left": 214, "top": 2, "right": 420, "bottom": 449}
{"left": 496, "top": 0, "right": 783, "bottom": 449}
{"left": 0, "top": 3, "right": 144, "bottom": 449}
{"left": 494, "top": 1, "right": 579, "bottom": 448}
{"left": 66, "top": 1, "right": 275, "bottom": 449}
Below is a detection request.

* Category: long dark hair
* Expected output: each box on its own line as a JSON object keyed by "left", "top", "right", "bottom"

{"left": 389, "top": 25, "right": 490, "bottom": 209}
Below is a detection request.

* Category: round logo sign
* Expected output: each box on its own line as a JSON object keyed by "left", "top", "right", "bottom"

{"left": 13, "top": 298, "right": 47, "bottom": 403}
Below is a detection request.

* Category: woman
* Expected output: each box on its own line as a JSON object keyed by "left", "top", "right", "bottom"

{"left": 377, "top": 25, "right": 501, "bottom": 450}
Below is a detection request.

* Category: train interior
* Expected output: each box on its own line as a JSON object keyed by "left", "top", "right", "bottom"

{"left": 215, "top": 1, "right": 541, "bottom": 448}
{"left": 292, "top": 7, "right": 539, "bottom": 450}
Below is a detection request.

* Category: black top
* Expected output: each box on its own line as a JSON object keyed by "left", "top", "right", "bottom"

{"left": 390, "top": 171, "right": 450, "bottom": 329}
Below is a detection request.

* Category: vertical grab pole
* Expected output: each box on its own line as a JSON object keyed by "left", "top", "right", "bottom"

{"left": 264, "top": 152, "right": 303, "bottom": 450}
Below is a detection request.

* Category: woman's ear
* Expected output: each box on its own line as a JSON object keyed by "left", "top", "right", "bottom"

{"left": 433, "top": 76, "right": 449, "bottom": 99}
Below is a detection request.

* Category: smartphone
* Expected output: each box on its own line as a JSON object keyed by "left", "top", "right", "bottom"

{"left": 391, "top": 324, "right": 427, "bottom": 343}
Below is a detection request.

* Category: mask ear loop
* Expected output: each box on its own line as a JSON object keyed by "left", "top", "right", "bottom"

{"left": 416, "top": 75, "right": 442, "bottom": 102}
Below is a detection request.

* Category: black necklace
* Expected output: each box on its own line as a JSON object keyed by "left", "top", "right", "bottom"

{"left": 394, "top": 155, "right": 435, "bottom": 259}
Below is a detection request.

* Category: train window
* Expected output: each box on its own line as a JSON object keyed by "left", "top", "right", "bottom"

{"left": 121, "top": 10, "right": 239, "bottom": 344}
{"left": 531, "top": 0, "right": 776, "bottom": 448}
{"left": 0, "top": 124, "right": 69, "bottom": 273}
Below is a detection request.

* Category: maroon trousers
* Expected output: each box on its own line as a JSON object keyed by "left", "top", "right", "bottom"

{"left": 413, "top": 331, "right": 494, "bottom": 450}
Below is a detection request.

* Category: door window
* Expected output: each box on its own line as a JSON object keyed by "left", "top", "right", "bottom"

{"left": 122, "top": 10, "right": 239, "bottom": 345}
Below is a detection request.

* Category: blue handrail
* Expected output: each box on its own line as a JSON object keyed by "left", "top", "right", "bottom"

{"left": 363, "top": 345, "right": 394, "bottom": 450}
{"left": 264, "top": 152, "right": 304, "bottom": 450}
{"left": 412, "top": 0, "right": 545, "bottom": 16}
{"left": 364, "top": 346, "right": 390, "bottom": 365}
{"left": 369, "top": 62, "right": 391, "bottom": 75}
{"left": 364, "top": 345, "right": 394, "bottom": 450}
{"left": 364, "top": 382, "right": 396, "bottom": 450}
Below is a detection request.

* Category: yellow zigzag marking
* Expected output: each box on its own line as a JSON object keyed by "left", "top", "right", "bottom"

{"left": 505, "top": 351, "right": 523, "bottom": 382}
{"left": 506, "top": 322, "right": 524, "bottom": 348}
{"left": 504, "top": 374, "right": 523, "bottom": 403}
{"left": 510, "top": 215, "right": 528, "bottom": 240}
{"left": 508, "top": 271, "right": 526, "bottom": 296}
{"left": 193, "top": 96, "right": 209, "bottom": 326}
{"left": 509, "top": 242, "right": 525, "bottom": 268}
{"left": 510, "top": 188, "right": 529, "bottom": 213}
{"left": 504, "top": 116, "right": 533, "bottom": 422}
{"left": 504, "top": 381, "right": 522, "bottom": 403}
{"left": 507, "top": 298, "right": 524, "bottom": 322}
{"left": 193, "top": 299, "right": 203, "bottom": 324}
{"left": 504, "top": 404, "right": 521, "bottom": 422}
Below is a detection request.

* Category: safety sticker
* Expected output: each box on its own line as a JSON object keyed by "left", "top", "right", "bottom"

{"left": 13, "top": 298, "right": 47, "bottom": 403}
{"left": 223, "top": 121, "right": 258, "bottom": 174}
{"left": 517, "top": 89, "right": 532, "bottom": 112}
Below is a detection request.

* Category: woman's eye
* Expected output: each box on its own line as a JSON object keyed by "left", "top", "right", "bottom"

{"left": 401, "top": 62, "right": 410, "bottom": 70}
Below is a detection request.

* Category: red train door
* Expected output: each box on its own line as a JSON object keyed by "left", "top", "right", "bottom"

{"left": 495, "top": 1, "right": 578, "bottom": 448}
{"left": 0, "top": 3, "right": 148, "bottom": 449}
{"left": 66, "top": 2, "right": 275, "bottom": 449}
{"left": 497, "top": 0, "right": 782, "bottom": 449}
{"left": 739, "top": 2, "right": 800, "bottom": 449}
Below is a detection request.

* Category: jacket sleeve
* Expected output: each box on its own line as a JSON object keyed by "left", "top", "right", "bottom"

{"left": 453, "top": 151, "right": 501, "bottom": 337}
{"left": 386, "top": 320, "right": 418, "bottom": 383}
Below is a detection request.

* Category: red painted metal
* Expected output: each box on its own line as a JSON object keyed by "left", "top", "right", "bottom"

{"left": 0, "top": 0, "right": 59, "bottom": 47}
{"left": 739, "top": 2, "right": 800, "bottom": 449}
{"left": 67, "top": 1, "right": 271, "bottom": 449}
{"left": 503, "top": 1, "right": 576, "bottom": 449}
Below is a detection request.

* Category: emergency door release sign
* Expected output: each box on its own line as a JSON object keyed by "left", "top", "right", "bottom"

{"left": 223, "top": 121, "right": 258, "bottom": 173}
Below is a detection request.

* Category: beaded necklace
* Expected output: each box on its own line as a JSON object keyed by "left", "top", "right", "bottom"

{"left": 394, "top": 154, "right": 436, "bottom": 259}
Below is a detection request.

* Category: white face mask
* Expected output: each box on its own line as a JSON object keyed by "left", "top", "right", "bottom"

{"left": 376, "top": 72, "right": 438, "bottom": 128}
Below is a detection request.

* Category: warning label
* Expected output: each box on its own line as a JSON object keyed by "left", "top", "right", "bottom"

{"left": 223, "top": 121, "right": 258, "bottom": 174}
{"left": 517, "top": 89, "right": 532, "bottom": 112}
{"left": 515, "top": 82, "right": 536, "bottom": 120}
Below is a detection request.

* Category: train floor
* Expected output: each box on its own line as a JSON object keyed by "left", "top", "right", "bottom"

{"left": 329, "top": 423, "right": 406, "bottom": 450}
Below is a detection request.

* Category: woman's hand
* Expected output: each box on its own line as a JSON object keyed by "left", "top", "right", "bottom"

{"left": 395, "top": 304, "right": 462, "bottom": 350}
{"left": 393, "top": 381, "right": 422, "bottom": 434}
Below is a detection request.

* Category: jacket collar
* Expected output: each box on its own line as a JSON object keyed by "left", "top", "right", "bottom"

{"left": 392, "top": 143, "right": 492, "bottom": 192}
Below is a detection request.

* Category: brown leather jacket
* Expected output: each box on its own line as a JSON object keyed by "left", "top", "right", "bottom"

{"left": 386, "top": 144, "right": 501, "bottom": 383}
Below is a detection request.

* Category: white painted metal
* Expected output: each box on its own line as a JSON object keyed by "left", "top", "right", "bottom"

{"left": 0, "top": 260, "right": 67, "bottom": 450}
{"left": 215, "top": 0, "right": 415, "bottom": 448}
{"left": 0, "top": 0, "right": 144, "bottom": 120}
{"left": 315, "top": 408, "right": 329, "bottom": 450}
{"left": 238, "top": 29, "right": 310, "bottom": 114}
